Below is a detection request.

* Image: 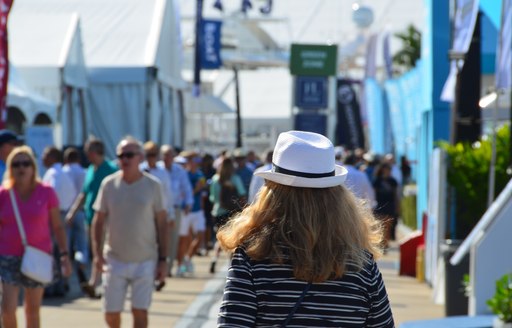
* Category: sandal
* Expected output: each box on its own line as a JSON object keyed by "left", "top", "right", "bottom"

{"left": 80, "top": 283, "right": 101, "bottom": 299}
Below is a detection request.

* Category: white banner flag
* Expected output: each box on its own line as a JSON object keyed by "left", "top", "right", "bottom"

{"left": 496, "top": 0, "right": 511, "bottom": 90}
{"left": 441, "top": 0, "right": 480, "bottom": 102}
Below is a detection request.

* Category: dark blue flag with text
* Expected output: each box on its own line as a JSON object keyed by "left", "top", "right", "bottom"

{"left": 200, "top": 19, "right": 222, "bottom": 70}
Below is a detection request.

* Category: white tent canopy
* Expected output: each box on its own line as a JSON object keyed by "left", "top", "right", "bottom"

{"left": 10, "top": 0, "right": 186, "bottom": 155}
{"left": 9, "top": 12, "right": 88, "bottom": 93}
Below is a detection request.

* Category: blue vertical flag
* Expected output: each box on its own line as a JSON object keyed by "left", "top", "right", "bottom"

{"left": 496, "top": 0, "right": 511, "bottom": 89}
{"left": 200, "top": 19, "right": 223, "bottom": 69}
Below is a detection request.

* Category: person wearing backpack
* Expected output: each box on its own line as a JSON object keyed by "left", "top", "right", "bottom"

{"left": 209, "top": 157, "right": 246, "bottom": 273}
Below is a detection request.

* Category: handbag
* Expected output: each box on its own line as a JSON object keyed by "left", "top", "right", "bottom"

{"left": 9, "top": 189, "right": 54, "bottom": 284}
{"left": 281, "top": 282, "right": 312, "bottom": 327}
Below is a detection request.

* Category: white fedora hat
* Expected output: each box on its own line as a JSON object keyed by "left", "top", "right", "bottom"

{"left": 255, "top": 130, "right": 347, "bottom": 188}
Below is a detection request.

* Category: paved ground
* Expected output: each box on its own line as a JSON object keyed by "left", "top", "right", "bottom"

{"left": 13, "top": 229, "right": 444, "bottom": 327}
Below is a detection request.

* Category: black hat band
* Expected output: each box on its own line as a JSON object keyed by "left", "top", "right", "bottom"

{"left": 272, "top": 163, "right": 335, "bottom": 179}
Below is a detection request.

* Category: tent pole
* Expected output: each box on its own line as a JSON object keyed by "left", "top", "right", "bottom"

{"left": 234, "top": 67, "right": 242, "bottom": 148}
{"left": 78, "top": 89, "right": 87, "bottom": 145}
{"left": 66, "top": 86, "right": 74, "bottom": 146}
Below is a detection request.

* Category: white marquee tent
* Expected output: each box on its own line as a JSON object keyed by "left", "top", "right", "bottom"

{"left": 9, "top": 12, "right": 88, "bottom": 147}
{"left": 10, "top": 0, "right": 186, "bottom": 156}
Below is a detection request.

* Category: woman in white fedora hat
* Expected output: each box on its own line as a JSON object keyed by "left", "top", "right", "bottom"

{"left": 217, "top": 130, "right": 394, "bottom": 327}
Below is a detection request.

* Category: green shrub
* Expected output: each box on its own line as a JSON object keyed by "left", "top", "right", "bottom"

{"left": 487, "top": 273, "right": 512, "bottom": 323}
{"left": 400, "top": 191, "right": 417, "bottom": 230}
{"left": 438, "top": 125, "right": 510, "bottom": 239}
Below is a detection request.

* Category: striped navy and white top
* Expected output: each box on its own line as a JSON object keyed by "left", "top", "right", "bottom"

{"left": 218, "top": 247, "right": 394, "bottom": 327}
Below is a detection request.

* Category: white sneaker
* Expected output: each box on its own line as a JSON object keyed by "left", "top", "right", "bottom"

{"left": 176, "top": 264, "right": 187, "bottom": 277}
{"left": 185, "top": 259, "right": 194, "bottom": 274}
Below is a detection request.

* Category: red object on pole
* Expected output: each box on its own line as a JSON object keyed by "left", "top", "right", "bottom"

{"left": 0, "top": 0, "right": 14, "bottom": 129}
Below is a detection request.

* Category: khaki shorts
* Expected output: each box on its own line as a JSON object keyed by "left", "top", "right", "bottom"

{"left": 102, "top": 256, "right": 156, "bottom": 312}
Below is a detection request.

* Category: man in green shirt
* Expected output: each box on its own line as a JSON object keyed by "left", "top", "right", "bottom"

{"left": 66, "top": 138, "right": 118, "bottom": 297}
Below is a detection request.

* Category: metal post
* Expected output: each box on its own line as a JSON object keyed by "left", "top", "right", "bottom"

{"left": 234, "top": 67, "right": 242, "bottom": 148}
{"left": 193, "top": 0, "right": 204, "bottom": 97}
{"left": 487, "top": 94, "right": 499, "bottom": 207}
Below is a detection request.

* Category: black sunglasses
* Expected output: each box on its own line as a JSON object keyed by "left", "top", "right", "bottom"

{"left": 117, "top": 151, "right": 138, "bottom": 160}
{"left": 12, "top": 160, "right": 32, "bottom": 168}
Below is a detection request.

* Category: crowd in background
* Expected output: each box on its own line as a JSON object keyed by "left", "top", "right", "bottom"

{"left": 0, "top": 128, "right": 413, "bottom": 327}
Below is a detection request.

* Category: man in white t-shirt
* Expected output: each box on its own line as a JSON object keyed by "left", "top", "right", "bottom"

{"left": 42, "top": 146, "right": 78, "bottom": 296}
{"left": 42, "top": 147, "right": 77, "bottom": 213}
{"left": 91, "top": 137, "right": 168, "bottom": 328}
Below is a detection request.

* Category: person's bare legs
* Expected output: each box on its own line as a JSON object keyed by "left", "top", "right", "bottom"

{"left": 132, "top": 308, "right": 148, "bottom": 328}
{"left": 1, "top": 283, "right": 19, "bottom": 328}
{"left": 105, "top": 312, "right": 121, "bottom": 328}
{"left": 24, "top": 287, "right": 44, "bottom": 328}
{"left": 176, "top": 234, "right": 191, "bottom": 274}
{"left": 187, "top": 231, "right": 205, "bottom": 258}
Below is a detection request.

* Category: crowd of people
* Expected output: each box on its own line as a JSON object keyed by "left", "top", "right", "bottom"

{"left": 0, "top": 128, "right": 410, "bottom": 327}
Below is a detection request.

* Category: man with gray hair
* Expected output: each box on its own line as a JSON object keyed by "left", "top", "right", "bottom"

{"left": 91, "top": 137, "right": 168, "bottom": 328}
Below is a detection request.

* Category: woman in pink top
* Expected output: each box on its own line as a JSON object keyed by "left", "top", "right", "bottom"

{"left": 0, "top": 146, "right": 72, "bottom": 328}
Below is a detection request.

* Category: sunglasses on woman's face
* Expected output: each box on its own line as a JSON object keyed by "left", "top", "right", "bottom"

{"left": 117, "top": 151, "right": 137, "bottom": 160}
{"left": 12, "top": 160, "right": 32, "bottom": 169}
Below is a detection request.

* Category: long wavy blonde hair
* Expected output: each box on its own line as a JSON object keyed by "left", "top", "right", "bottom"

{"left": 217, "top": 181, "right": 383, "bottom": 282}
{"left": 2, "top": 146, "right": 41, "bottom": 189}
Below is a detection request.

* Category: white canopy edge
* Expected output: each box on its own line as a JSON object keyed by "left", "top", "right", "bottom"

{"left": 184, "top": 92, "right": 234, "bottom": 114}
{"left": 7, "top": 65, "right": 57, "bottom": 124}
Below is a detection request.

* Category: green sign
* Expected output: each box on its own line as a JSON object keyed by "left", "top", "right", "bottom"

{"left": 290, "top": 44, "right": 338, "bottom": 76}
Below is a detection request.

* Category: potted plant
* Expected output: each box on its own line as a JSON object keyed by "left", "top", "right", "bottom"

{"left": 487, "top": 273, "right": 512, "bottom": 328}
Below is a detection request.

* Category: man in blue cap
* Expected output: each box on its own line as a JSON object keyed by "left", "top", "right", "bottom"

{"left": 0, "top": 130, "right": 21, "bottom": 179}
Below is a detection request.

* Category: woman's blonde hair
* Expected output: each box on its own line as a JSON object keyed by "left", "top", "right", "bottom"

{"left": 3, "top": 146, "right": 41, "bottom": 189}
{"left": 217, "top": 181, "right": 383, "bottom": 282}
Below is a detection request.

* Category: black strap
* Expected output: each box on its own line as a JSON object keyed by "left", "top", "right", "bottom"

{"left": 281, "top": 282, "right": 312, "bottom": 327}
{"left": 273, "top": 164, "right": 335, "bottom": 178}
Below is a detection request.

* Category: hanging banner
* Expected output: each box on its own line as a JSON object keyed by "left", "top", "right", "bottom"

{"left": 0, "top": 0, "right": 13, "bottom": 128}
{"left": 496, "top": 0, "right": 511, "bottom": 89}
{"left": 336, "top": 79, "right": 365, "bottom": 150}
{"left": 200, "top": 19, "right": 222, "bottom": 70}
{"left": 294, "top": 76, "right": 328, "bottom": 109}
{"left": 441, "top": 0, "right": 480, "bottom": 101}
{"left": 290, "top": 44, "right": 338, "bottom": 76}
